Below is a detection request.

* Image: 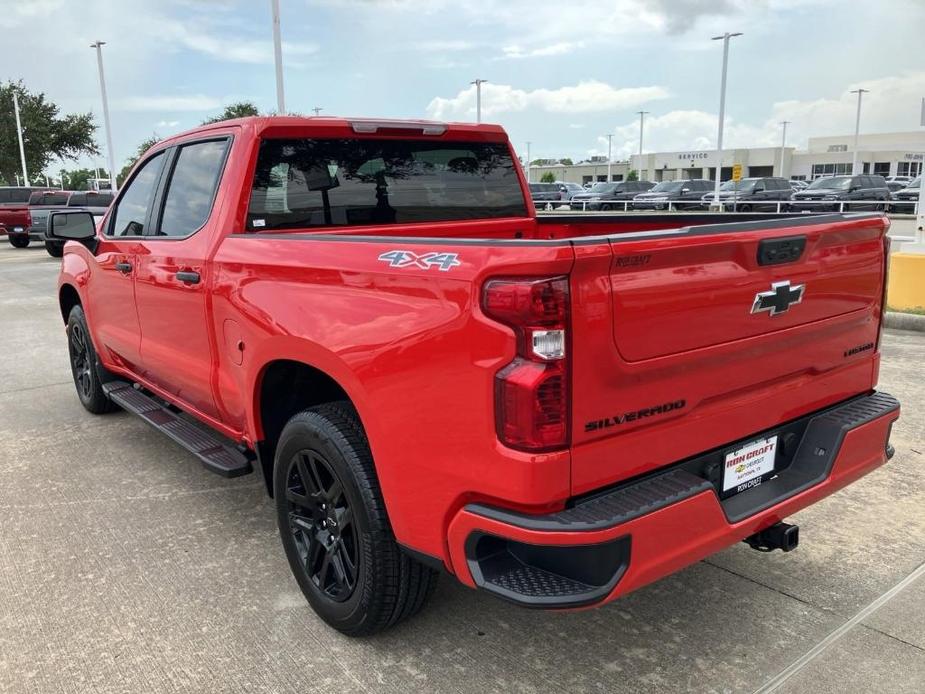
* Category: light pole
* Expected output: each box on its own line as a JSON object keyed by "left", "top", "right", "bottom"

{"left": 312, "top": 106, "right": 323, "bottom": 116}
{"left": 850, "top": 88, "right": 869, "bottom": 175}
{"left": 270, "top": 0, "right": 286, "bottom": 114}
{"left": 90, "top": 41, "right": 118, "bottom": 193}
{"left": 637, "top": 110, "right": 648, "bottom": 178}
{"left": 11, "top": 91, "right": 29, "bottom": 186}
{"left": 525, "top": 141, "right": 531, "bottom": 182}
{"left": 711, "top": 32, "right": 742, "bottom": 208}
{"left": 471, "top": 79, "right": 487, "bottom": 123}
{"left": 606, "top": 134, "right": 613, "bottom": 181}
{"left": 779, "top": 120, "right": 790, "bottom": 178}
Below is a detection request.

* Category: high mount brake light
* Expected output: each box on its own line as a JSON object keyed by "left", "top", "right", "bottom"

{"left": 482, "top": 277, "right": 569, "bottom": 452}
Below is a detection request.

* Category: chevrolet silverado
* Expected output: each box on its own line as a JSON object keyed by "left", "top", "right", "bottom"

{"left": 48, "top": 116, "right": 899, "bottom": 635}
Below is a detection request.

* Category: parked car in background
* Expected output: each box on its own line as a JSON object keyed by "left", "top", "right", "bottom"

{"left": 789, "top": 180, "right": 809, "bottom": 191}
{"left": 0, "top": 187, "right": 41, "bottom": 247}
{"left": 569, "top": 180, "right": 655, "bottom": 210}
{"left": 699, "top": 177, "right": 793, "bottom": 211}
{"left": 889, "top": 176, "right": 921, "bottom": 214}
{"left": 16, "top": 191, "right": 73, "bottom": 248}
{"left": 885, "top": 175, "right": 912, "bottom": 186}
{"left": 43, "top": 191, "right": 115, "bottom": 257}
{"left": 632, "top": 179, "right": 712, "bottom": 210}
{"left": 790, "top": 175, "right": 890, "bottom": 212}
{"left": 557, "top": 181, "right": 584, "bottom": 201}
{"left": 885, "top": 180, "right": 908, "bottom": 193}
{"left": 529, "top": 182, "right": 563, "bottom": 209}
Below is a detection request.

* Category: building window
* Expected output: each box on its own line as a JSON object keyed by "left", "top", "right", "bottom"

{"left": 862, "top": 162, "right": 870, "bottom": 174}
{"left": 596, "top": 175, "right": 607, "bottom": 182}
{"left": 811, "top": 163, "right": 852, "bottom": 179}
{"left": 611, "top": 174, "right": 623, "bottom": 181}
{"left": 790, "top": 175, "right": 806, "bottom": 181}
{"left": 582, "top": 175, "right": 593, "bottom": 184}
{"left": 873, "top": 162, "right": 890, "bottom": 177}
{"left": 826, "top": 144, "right": 848, "bottom": 152}
{"left": 898, "top": 161, "right": 923, "bottom": 177}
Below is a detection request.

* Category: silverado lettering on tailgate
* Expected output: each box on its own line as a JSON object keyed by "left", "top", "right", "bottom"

{"left": 585, "top": 399, "right": 687, "bottom": 433}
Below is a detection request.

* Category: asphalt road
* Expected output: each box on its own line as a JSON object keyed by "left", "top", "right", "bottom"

{"left": 0, "top": 242, "right": 923, "bottom": 694}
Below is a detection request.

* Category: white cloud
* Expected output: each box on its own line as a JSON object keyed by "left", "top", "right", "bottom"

{"left": 156, "top": 120, "right": 181, "bottom": 127}
{"left": 153, "top": 17, "right": 318, "bottom": 64}
{"left": 500, "top": 42, "right": 584, "bottom": 59}
{"left": 413, "top": 39, "right": 475, "bottom": 51}
{"left": 115, "top": 95, "right": 223, "bottom": 111}
{"left": 427, "top": 81, "right": 669, "bottom": 120}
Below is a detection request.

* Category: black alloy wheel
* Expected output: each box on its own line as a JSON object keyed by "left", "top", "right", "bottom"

{"left": 284, "top": 448, "right": 359, "bottom": 602}
{"left": 69, "top": 320, "right": 94, "bottom": 401}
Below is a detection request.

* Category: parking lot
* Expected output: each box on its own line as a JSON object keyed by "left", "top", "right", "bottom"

{"left": 0, "top": 242, "right": 923, "bottom": 694}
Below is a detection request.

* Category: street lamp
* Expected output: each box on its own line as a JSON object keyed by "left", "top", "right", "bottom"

{"left": 270, "top": 0, "right": 286, "bottom": 114}
{"left": 779, "top": 120, "right": 790, "bottom": 177}
{"left": 606, "top": 134, "right": 613, "bottom": 182}
{"left": 312, "top": 107, "right": 323, "bottom": 116}
{"left": 471, "top": 79, "right": 487, "bottom": 123}
{"left": 850, "top": 88, "right": 869, "bottom": 175}
{"left": 637, "top": 110, "right": 649, "bottom": 179}
{"left": 711, "top": 32, "right": 743, "bottom": 208}
{"left": 525, "top": 141, "right": 531, "bottom": 182}
{"left": 11, "top": 91, "right": 29, "bottom": 186}
{"left": 90, "top": 41, "right": 118, "bottom": 193}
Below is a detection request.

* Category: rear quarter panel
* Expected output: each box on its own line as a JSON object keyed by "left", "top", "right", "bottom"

{"left": 211, "top": 234, "right": 575, "bottom": 559}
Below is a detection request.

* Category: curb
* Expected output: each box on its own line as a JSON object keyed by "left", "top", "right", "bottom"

{"left": 884, "top": 311, "right": 925, "bottom": 333}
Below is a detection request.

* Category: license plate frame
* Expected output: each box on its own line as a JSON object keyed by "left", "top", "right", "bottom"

{"left": 721, "top": 435, "right": 779, "bottom": 498}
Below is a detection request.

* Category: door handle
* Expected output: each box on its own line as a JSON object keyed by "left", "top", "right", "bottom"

{"left": 115, "top": 262, "right": 132, "bottom": 274}
{"left": 175, "top": 271, "right": 201, "bottom": 284}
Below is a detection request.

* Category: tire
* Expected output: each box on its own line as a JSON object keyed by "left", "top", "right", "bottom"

{"left": 9, "top": 236, "right": 29, "bottom": 248}
{"left": 66, "top": 305, "right": 118, "bottom": 414}
{"left": 274, "top": 402, "right": 438, "bottom": 636}
{"left": 739, "top": 204, "right": 752, "bottom": 212}
{"left": 45, "top": 241, "right": 63, "bottom": 258}
{"left": 600, "top": 203, "right": 612, "bottom": 211}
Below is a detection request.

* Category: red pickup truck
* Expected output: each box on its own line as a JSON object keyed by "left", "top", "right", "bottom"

{"left": 0, "top": 186, "right": 39, "bottom": 246}
{"left": 49, "top": 117, "right": 899, "bottom": 636}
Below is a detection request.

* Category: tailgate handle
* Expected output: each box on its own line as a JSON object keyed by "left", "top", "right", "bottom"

{"left": 758, "top": 236, "right": 806, "bottom": 266}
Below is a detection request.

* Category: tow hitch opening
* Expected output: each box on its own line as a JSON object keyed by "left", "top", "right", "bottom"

{"left": 745, "top": 521, "right": 800, "bottom": 553}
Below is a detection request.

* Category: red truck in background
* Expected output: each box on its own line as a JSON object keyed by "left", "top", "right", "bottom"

{"left": 48, "top": 116, "right": 899, "bottom": 636}
{"left": 0, "top": 186, "right": 40, "bottom": 246}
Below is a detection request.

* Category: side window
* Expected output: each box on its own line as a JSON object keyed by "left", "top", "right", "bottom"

{"left": 109, "top": 152, "right": 165, "bottom": 237}
{"left": 157, "top": 139, "right": 229, "bottom": 237}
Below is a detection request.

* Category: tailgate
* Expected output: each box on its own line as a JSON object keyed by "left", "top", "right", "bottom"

{"left": 568, "top": 213, "right": 888, "bottom": 495}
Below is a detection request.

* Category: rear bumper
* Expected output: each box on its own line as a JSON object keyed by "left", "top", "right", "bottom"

{"left": 447, "top": 391, "right": 899, "bottom": 608}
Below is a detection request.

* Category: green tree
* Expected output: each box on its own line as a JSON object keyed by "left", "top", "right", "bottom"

{"left": 626, "top": 169, "right": 639, "bottom": 181}
{"left": 540, "top": 171, "right": 556, "bottom": 183}
{"left": 558, "top": 158, "right": 573, "bottom": 166}
{"left": 0, "top": 80, "right": 99, "bottom": 185}
{"left": 117, "top": 136, "right": 160, "bottom": 185}
{"left": 201, "top": 101, "right": 260, "bottom": 125}
{"left": 60, "top": 167, "right": 111, "bottom": 191}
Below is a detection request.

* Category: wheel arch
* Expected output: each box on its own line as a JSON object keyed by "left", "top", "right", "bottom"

{"left": 252, "top": 358, "right": 366, "bottom": 497}
{"left": 59, "top": 283, "right": 82, "bottom": 324}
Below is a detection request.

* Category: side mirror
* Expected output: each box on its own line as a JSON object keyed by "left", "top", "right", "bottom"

{"left": 47, "top": 210, "right": 97, "bottom": 242}
{"left": 681, "top": 187, "right": 690, "bottom": 194}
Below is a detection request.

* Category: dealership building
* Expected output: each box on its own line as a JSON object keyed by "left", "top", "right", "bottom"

{"left": 529, "top": 130, "right": 925, "bottom": 185}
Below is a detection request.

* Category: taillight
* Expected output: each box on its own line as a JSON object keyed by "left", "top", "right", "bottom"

{"left": 482, "top": 276, "right": 569, "bottom": 451}
{"left": 877, "top": 230, "right": 891, "bottom": 350}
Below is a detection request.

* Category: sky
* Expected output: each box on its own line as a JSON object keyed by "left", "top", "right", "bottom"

{"left": 3, "top": 0, "right": 925, "bottom": 175}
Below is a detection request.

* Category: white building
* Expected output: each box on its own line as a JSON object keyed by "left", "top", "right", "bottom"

{"left": 529, "top": 131, "right": 925, "bottom": 185}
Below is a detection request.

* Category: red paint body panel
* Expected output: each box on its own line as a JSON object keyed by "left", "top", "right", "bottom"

{"left": 56, "top": 117, "right": 896, "bottom": 598}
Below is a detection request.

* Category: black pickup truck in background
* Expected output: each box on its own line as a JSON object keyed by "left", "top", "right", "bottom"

{"left": 43, "top": 191, "right": 114, "bottom": 257}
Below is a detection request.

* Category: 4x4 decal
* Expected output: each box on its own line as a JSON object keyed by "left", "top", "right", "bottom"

{"left": 378, "top": 250, "right": 461, "bottom": 271}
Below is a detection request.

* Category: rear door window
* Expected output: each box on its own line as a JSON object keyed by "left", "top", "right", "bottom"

{"left": 248, "top": 138, "right": 527, "bottom": 230}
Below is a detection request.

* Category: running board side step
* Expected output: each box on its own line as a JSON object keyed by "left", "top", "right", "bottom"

{"left": 103, "top": 381, "right": 254, "bottom": 478}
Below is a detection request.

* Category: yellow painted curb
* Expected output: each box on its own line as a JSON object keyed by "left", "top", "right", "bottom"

{"left": 887, "top": 253, "right": 925, "bottom": 312}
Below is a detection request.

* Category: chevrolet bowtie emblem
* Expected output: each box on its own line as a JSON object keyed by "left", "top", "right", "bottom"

{"left": 751, "top": 280, "right": 804, "bottom": 316}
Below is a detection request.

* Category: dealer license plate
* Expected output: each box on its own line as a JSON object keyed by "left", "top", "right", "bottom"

{"left": 722, "top": 435, "right": 778, "bottom": 495}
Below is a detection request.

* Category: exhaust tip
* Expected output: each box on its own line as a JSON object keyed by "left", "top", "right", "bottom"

{"left": 745, "top": 521, "right": 799, "bottom": 553}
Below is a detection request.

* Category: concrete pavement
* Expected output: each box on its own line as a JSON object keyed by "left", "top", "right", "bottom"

{"left": 0, "top": 242, "right": 922, "bottom": 694}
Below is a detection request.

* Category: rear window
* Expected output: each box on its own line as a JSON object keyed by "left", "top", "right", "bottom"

{"left": 248, "top": 138, "right": 526, "bottom": 230}
{"left": 28, "top": 192, "right": 69, "bottom": 206}
{"left": 68, "top": 192, "right": 115, "bottom": 207}
{"left": 0, "top": 188, "right": 35, "bottom": 204}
